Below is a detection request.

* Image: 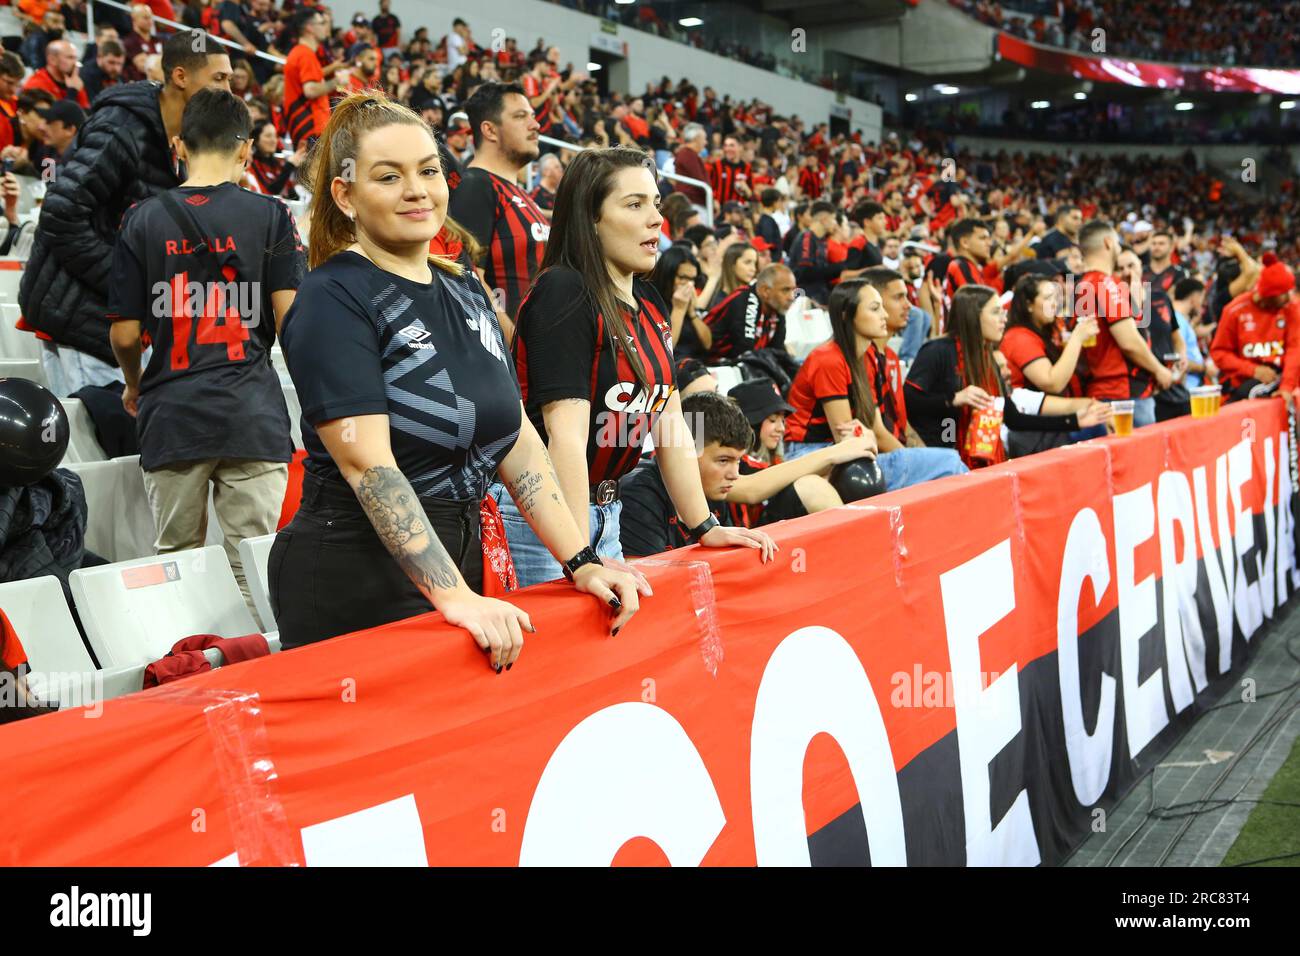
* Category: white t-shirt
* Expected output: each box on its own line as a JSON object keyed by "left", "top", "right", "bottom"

{"left": 447, "top": 31, "right": 467, "bottom": 71}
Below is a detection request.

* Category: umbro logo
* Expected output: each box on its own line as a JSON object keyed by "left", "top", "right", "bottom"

{"left": 397, "top": 325, "right": 432, "bottom": 343}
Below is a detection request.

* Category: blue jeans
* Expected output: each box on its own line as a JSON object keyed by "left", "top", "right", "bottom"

{"left": 899, "top": 305, "right": 931, "bottom": 365}
{"left": 782, "top": 443, "right": 967, "bottom": 490}
{"left": 1134, "top": 397, "right": 1156, "bottom": 428}
{"left": 489, "top": 482, "right": 624, "bottom": 588}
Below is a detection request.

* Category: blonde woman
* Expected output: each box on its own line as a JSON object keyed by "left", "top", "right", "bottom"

{"left": 271, "top": 92, "right": 639, "bottom": 669}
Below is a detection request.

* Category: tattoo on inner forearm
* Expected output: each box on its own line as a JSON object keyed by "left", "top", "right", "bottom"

{"left": 356, "top": 466, "right": 459, "bottom": 594}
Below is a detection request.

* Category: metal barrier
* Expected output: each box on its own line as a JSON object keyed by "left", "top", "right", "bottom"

{"left": 537, "top": 134, "right": 714, "bottom": 226}
{"left": 88, "top": 0, "right": 288, "bottom": 68}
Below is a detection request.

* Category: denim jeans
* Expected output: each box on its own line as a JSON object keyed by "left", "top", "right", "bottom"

{"left": 781, "top": 443, "right": 967, "bottom": 490}
{"left": 899, "top": 305, "right": 931, "bottom": 365}
{"left": 488, "top": 482, "right": 625, "bottom": 588}
{"left": 1134, "top": 397, "right": 1156, "bottom": 428}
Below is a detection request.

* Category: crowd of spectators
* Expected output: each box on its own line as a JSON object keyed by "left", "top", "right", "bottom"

{"left": 952, "top": 0, "right": 1300, "bottom": 67}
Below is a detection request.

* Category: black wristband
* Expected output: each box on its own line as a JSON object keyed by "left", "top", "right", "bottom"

{"left": 686, "top": 514, "right": 720, "bottom": 543}
{"left": 561, "top": 545, "right": 603, "bottom": 582}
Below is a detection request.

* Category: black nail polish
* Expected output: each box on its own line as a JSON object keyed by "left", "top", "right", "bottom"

{"left": 506, "top": 663, "right": 513, "bottom": 671}
{"left": 608, "top": 597, "right": 622, "bottom": 610}
{"left": 495, "top": 663, "right": 503, "bottom": 674}
{"left": 612, "top": 626, "right": 621, "bottom": 637}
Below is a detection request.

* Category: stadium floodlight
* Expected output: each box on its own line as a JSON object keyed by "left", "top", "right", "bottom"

{"left": 615, "top": 0, "right": 634, "bottom": 4}
{"left": 905, "top": 92, "right": 918, "bottom": 102}
{"left": 934, "top": 84, "right": 959, "bottom": 95}
{"left": 1074, "top": 91, "right": 1087, "bottom": 100}
{"left": 679, "top": 17, "right": 703, "bottom": 27}
{"left": 1174, "top": 101, "right": 1194, "bottom": 111}
{"left": 1281, "top": 100, "right": 1297, "bottom": 110}
{"left": 1031, "top": 100, "right": 1050, "bottom": 109}
{"left": 587, "top": 62, "right": 602, "bottom": 71}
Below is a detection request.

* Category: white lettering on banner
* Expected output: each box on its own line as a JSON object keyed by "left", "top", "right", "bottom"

{"left": 518, "top": 703, "right": 725, "bottom": 866}
{"left": 1214, "top": 453, "right": 1239, "bottom": 670}
{"left": 1057, "top": 507, "right": 1116, "bottom": 807}
{"left": 1192, "top": 463, "right": 1234, "bottom": 672}
{"left": 1277, "top": 432, "right": 1299, "bottom": 595}
{"left": 749, "top": 626, "right": 906, "bottom": 866}
{"left": 940, "top": 539, "right": 1040, "bottom": 866}
{"left": 1260, "top": 437, "right": 1278, "bottom": 621}
{"left": 1156, "top": 471, "right": 1205, "bottom": 706}
{"left": 1114, "top": 484, "right": 1170, "bottom": 759}
{"left": 299, "top": 794, "right": 427, "bottom": 866}
{"left": 1228, "top": 440, "right": 1263, "bottom": 640}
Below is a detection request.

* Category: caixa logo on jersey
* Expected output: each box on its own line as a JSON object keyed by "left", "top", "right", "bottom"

{"left": 603, "top": 381, "right": 673, "bottom": 416}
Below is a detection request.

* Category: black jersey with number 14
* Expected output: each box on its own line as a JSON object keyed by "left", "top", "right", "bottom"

{"left": 108, "top": 182, "right": 306, "bottom": 470}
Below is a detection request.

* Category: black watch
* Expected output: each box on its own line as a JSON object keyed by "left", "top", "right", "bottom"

{"left": 685, "top": 514, "right": 720, "bottom": 543}
{"left": 561, "top": 545, "right": 604, "bottom": 582}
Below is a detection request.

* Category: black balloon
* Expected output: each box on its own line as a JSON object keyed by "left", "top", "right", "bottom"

{"left": 0, "top": 378, "right": 68, "bottom": 487}
{"left": 830, "top": 458, "right": 887, "bottom": 503}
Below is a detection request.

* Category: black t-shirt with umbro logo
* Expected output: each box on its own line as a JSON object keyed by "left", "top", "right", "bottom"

{"left": 281, "top": 251, "right": 522, "bottom": 501}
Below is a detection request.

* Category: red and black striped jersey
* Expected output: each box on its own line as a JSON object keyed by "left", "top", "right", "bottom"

{"left": 521, "top": 71, "right": 558, "bottom": 136}
{"left": 798, "top": 164, "right": 826, "bottom": 199}
{"left": 702, "top": 285, "right": 785, "bottom": 364}
{"left": 709, "top": 159, "right": 752, "bottom": 206}
{"left": 514, "top": 267, "right": 677, "bottom": 486}
{"left": 447, "top": 167, "right": 550, "bottom": 319}
{"left": 864, "top": 343, "right": 908, "bottom": 441}
{"left": 943, "top": 255, "right": 981, "bottom": 304}
{"left": 727, "top": 453, "right": 769, "bottom": 528}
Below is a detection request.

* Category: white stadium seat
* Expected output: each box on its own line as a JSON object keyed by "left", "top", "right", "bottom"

{"left": 69, "top": 545, "right": 259, "bottom": 668}
{"left": 0, "top": 264, "right": 21, "bottom": 303}
{"left": 0, "top": 358, "right": 50, "bottom": 389}
{"left": 61, "top": 456, "right": 156, "bottom": 562}
{"left": 709, "top": 365, "right": 745, "bottom": 395}
{"left": 784, "top": 296, "right": 833, "bottom": 362}
{"left": 238, "top": 534, "right": 276, "bottom": 631}
{"left": 59, "top": 398, "right": 108, "bottom": 464}
{"left": 0, "top": 302, "right": 42, "bottom": 362}
{"left": 0, "top": 575, "right": 96, "bottom": 673}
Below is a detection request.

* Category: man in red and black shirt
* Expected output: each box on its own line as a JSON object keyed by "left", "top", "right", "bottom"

{"left": 0, "top": 53, "right": 23, "bottom": 154}
{"left": 372, "top": 0, "right": 401, "bottom": 55}
{"left": 709, "top": 135, "right": 752, "bottom": 210}
{"left": 22, "top": 39, "right": 90, "bottom": 110}
{"left": 862, "top": 267, "right": 915, "bottom": 448}
{"left": 943, "top": 217, "right": 1001, "bottom": 303}
{"left": 1143, "top": 228, "right": 1188, "bottom": 296}
{"left": 521, "top": 51, "right": 560, "bottom": 142}
{"left": 449, "top": 82, "right": 549, "bottom": 337}
{"left": 702, "top": 263, "right": 796, "bottom": 364}
{"left": 791, "top": 201, "right": 865, "bottom": 306}
{"left": 1075, "top": 220, "right": 1172, "bottom": 424}
{"left": 1210, "top": 255, "right": 1300, "bottom": 401}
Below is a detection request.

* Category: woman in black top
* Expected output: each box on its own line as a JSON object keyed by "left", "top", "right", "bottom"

{"left": 647, "top": 245, "right": 709, "bottom": 360}
{"left": 496, "top": 146, "right": 775, "bottom": 588}
{"left": 904, "top": 285, "right": 1110, "bottom": 467}
{"left": 272, "top": 93, "right": 639, "bottom": 670}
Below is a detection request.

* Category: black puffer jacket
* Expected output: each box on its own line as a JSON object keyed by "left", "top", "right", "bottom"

{"left": 19, "top": 81, "right": 180, "bottom": 364}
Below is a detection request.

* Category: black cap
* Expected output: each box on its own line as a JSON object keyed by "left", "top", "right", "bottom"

{"left": 729, "top": 378, "right": 793, "bottom": 426}
{"left": 37, "top": 99, "right": 85, "bottom": 128}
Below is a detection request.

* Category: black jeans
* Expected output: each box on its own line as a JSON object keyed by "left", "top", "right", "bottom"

{"left": 269, "top": 471, "right": 484, "bottom": 650}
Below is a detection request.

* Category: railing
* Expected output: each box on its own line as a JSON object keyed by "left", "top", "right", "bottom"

{"left": 83, "top": 6, "right": 714, "bottom": 224}
{"left": 89, "top": 0, "right": 288, "bottom": 67}
{"left": 537, "top": 134, "right": 715, "bottom": 226}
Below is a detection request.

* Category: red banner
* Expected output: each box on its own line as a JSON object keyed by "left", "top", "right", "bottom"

{"left": 997, "top": 34, "right": 1300, "bottom": 95}
{"left": 0, "top": 402, "right": 1294, "bottom": 866}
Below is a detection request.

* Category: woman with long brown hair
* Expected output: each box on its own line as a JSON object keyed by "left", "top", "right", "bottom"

{"left": 496, "top": 146, "right": 776, "bottom": 587}
{"left": 905, "top": 284, "right": 1110, "bottom": 467}
{"left": 707, "top": 240, "right": 758, "bottom": 309}
{"left": 1001, "top": 272, "right": 1095, "bottom": 396}
{"left": 270, "top": 92, "right": 640, "bottom": 668}
{"left": 783, "top": 279, "right": 968, "bottom": 489}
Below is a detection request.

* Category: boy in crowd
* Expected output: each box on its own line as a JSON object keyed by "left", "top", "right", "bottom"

{"left": 108, "top": 89, "right": 305, "bottom": 602}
